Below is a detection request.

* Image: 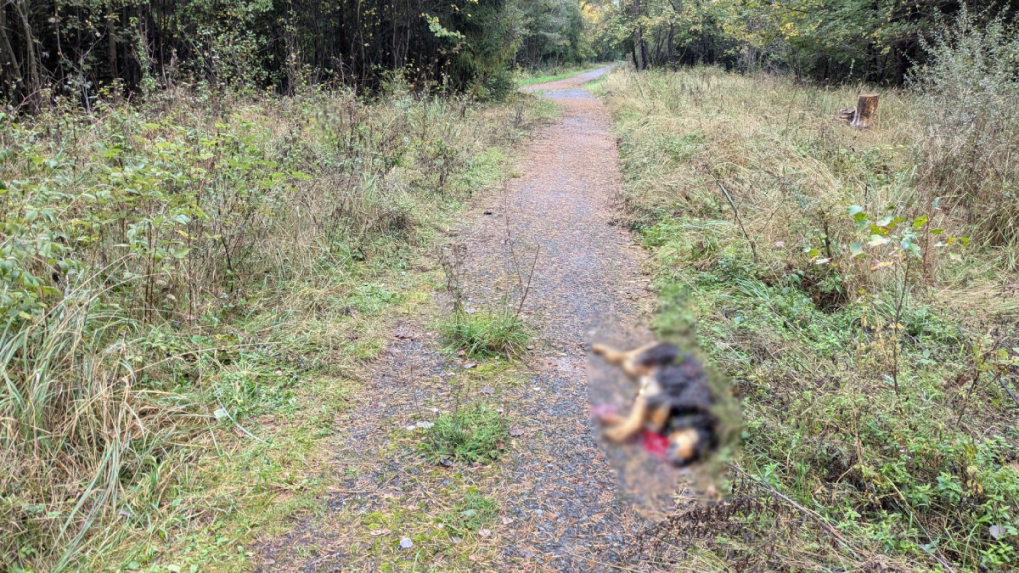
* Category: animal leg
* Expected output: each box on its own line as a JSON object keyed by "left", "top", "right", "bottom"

{"left": 603, "top": 396, "right": 648, "bottom": 443}
{"left": 592, "top": 342, "right": 658, "bottom": 378}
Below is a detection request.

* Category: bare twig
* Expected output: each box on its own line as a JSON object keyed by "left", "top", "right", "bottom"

{"left": 515, "top": 245, "right": 540, "bottom": 319}
{"left": 996, "top": 375, "right": 1019, "bottom": 411}
{"left": 711, "top": 176, "right": 758, "bottom": 264}
{"left": 727, "top": 463, "right": 858, "bottom": 556}
{"left": 890, "top": 257, "right": 913, "bottom": 395}
{"left": 954, "top": 332, "right": 1005, "bottom": 427}
{"left": 502, "top": 186, "right": 540, "bottom": 320}
{"left": 503, "top": 188, "right": 525, "bottom": 291}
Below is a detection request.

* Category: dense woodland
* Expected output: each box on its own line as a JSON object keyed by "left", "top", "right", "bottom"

{"left": 0, "top": 0, "right": 586, "bottom": 108}
{"left": 2, "top": 0, "right": 1019, "bottom": 571}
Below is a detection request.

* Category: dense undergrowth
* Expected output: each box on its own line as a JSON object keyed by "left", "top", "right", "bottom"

{"left": 599, "top": 63, "right": 1019, "bottom": 570}
{"left": 0, "top": 83, "right": 554, "bottom": 571}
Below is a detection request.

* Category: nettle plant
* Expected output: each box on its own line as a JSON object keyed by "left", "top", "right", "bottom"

{"left": 845, "top": 202, "right": 968, "bottom": 393}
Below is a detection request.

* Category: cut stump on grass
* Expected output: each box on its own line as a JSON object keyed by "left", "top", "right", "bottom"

{"left": 838, "top": 93, "right": 879, "bottom": 129}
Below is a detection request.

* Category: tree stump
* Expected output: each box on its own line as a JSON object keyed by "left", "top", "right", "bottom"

{"left": 850, "top": 93, "right": 879, "bottom": 129}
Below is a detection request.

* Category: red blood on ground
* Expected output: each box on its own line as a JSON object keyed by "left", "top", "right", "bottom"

{"left": 641, "top": 430, "right": 670, "bottom": 460}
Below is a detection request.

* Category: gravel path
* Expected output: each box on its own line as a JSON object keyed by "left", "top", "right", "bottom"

{"left": 465, "top": 66, "right": 659, "bottom": 571}
{"left": 257, "top": 66, "right": 660, "bottom": 572}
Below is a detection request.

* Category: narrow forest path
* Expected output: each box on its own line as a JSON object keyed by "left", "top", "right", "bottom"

{"left": 257, "top": 66, "right": 660, "bottom": 572}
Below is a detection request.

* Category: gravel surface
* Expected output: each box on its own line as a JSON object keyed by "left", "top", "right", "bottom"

{"left": 257, "top": 67, "right": 664, "bottom": 572}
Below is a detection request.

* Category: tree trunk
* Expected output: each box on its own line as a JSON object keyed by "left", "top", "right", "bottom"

{"left": 12, "top": 0, "right": 39, "bottom": 109}
{"left": 633, "top": 0, "right": 648, "bottom": 70}
{"left": 0, "top": 3, "right": 26, "bottom": 101}
{"left": 851, "top": 93, "right": 879, "bottom": 129}
{"left": 107, "top": 0, "right": 119, "bottom": 81}
{"left": 666, "top": 23, "right": 674, "bottom": 65}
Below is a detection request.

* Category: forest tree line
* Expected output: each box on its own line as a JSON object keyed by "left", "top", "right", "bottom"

{"left": 585, "top": 0, "right": 1019, "bottom": 84}
{"left": 3, "top": 0, "right": 1018, "bottom": 106}
{"left": 0, "top": 0, "right": 586, "bottom": 109}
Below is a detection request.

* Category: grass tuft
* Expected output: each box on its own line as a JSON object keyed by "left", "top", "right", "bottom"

{"left": 423, "top": 403, "right": 508, "bottom": 464}
{"left": 438, "top": 311, "right": 529, "bottom": 358}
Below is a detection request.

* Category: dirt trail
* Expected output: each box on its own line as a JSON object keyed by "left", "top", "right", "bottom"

{"left": 258, "top": 66, "right": 656, "bottom": 572}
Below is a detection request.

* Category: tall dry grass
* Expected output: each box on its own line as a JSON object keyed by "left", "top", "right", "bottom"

{"left": 597, "top": 66, "right": 934, "bottom": 298}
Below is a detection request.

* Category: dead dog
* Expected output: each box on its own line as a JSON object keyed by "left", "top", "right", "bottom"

{"left": 592, "top": 342, "right": 719, "bottom": 466}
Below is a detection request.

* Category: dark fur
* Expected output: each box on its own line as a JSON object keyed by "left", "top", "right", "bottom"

{"left": 594, "top": 341, "right": 720, "bottom": 465}
{"left": 633, "top": 342, "right": 681, "bottom": 368}
{"left": 646, "top": 355, "right": 719, "bottom": 462}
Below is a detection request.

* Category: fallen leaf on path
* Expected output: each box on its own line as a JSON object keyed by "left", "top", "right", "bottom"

{"left": 478, "top": 529, "right": 492, "bottom": 538}
{"left": 464, "top": 363, "right": 476, "bottom": 369}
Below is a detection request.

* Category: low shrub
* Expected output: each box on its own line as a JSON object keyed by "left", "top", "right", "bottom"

{"left": 911, "top": 8, "right": 1019, "bottom": 247}
{"left": 0, "top": 83, "right": 542, "bottom": 569}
